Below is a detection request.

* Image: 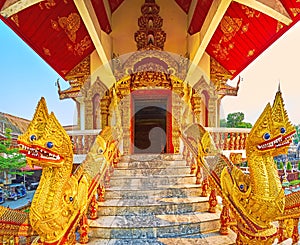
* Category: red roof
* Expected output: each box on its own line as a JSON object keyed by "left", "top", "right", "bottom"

{"left": 0, "top": 1, "right": 95, "bottom": 79}
{"left": 1, "top": 0, "right": 300, "bottom": 80}
{"left": 187, "top": 0, "right": 300, "bottom": 78}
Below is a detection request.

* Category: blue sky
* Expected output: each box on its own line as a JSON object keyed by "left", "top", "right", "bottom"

{"left": 0, "top": 20, "right": 76, "bottom": 125}
{"left": 1, "top": 18, "right": 300, "bottom": 126}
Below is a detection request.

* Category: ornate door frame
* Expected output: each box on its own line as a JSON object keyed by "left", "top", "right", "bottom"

{"left": 130, "top": 89, "right": 173, "bottom": 154}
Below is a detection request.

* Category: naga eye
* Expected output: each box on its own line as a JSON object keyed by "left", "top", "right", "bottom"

{"left": 69, "top": 197, "right": 73, "bottom": 202}
{"left": 239, "top": 184, "right": 244, "bottom": 191}
{"left": 30, "top": 135, "right": 37, "bottom": 141}
{"left": 46, "top": 142, "right": 54, "bottom": 148}
{"left": 280, "top": 127, "right": 286, "bottom": 134}
{"left": 99, "top": 149, "right": 103, "bottom": 154}
{"left": 263, "top": 132, "right": 270, "bottom": 141}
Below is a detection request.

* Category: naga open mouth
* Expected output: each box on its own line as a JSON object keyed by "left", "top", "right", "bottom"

{"left": 257, "top": 135, "right": 282, "bottom": 150}
{"left": 18, "top": 141, "right": 63, "bottom": 163}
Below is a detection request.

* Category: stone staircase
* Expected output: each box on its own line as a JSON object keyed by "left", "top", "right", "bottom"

{"left": 86, "top": 154, "right": 236, "bottom": 244}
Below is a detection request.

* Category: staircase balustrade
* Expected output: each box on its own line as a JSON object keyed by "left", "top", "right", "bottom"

{"left": 180, "top": 127, "right": 231, "bottom": 238}
{"left": 67, "top": 130, "right": 100, "bottom": 154}
{"left": 67, "top": 128, "right": 251, "bottom": 156}
{"left": 206, "top": 127, "right": 250, "bottom": 151}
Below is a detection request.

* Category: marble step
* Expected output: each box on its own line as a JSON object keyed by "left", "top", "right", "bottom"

{"left": 98, "top": 196, "right": 209, "bottom": 216}
{"left": 109, "top": 174, "right": 196, "bottom": 187}
{"left": 105, "top": 184, "right": 202, "bottom": 199}
{"left": 89, "top": 211, "right": 220, "bottom": 239}
{"left": 84, "top": 229, "right": 237, "bottom": 245}
{"left": 113, "top": 166, "right": 191, "bottom": 176}
{"left": 120, "top": 154, "right": 183, "bottom": 162}
{"left": 117, "top": 159, "right": 188, "bottom": 169}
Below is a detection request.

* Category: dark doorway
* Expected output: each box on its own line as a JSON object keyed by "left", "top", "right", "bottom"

{"left": 134, "top": 99, "right": 167, "bottom": 153}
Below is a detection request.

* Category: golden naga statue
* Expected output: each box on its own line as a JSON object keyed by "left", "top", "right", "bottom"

{"left": 17, "top": 98, "right": 114, "bottom": 244}
{"left": 220, "top": 88, "right": 296, "bottom": 244}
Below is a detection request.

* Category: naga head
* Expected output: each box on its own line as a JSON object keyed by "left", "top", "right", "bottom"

{"left": 221, "top": 89, "right": 295, "bottom": 237}
{"left": 246, "top": 87, "right": 295, "bottom": 156}
{"left": 245, "top": 103, "right": 278, "bottom": 155}
{"left": 18, "top": 97, "right": 73, "bottom": 169}
{"left": 271, "top": 88, "right": 296, "bottom": 156}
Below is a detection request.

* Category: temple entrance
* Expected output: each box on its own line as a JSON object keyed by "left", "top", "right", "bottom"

{"left": 133, "top": 98, "right": 168, "bottom": 154}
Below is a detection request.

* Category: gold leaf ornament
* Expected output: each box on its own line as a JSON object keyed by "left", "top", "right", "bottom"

{"left": 58, "top": 13, "right": 81, "bottom": 43}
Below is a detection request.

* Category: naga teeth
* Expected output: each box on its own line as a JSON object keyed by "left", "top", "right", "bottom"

{"left": 257, "top": 141, "right": 274, "bottom": 150}
{"left": 19, "top": 143, "right": 61, "bottom": 161}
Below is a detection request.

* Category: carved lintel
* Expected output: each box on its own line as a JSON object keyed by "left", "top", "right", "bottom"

{"left": 130, "top": 71, "right": 171, "bottom": 90}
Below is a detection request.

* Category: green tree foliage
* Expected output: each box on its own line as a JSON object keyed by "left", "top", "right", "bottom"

{"left": 220, "top": 119, "right": 227, "bottom": 127}
{"left": 293, "top": 125, "right": 300, "bottom": 145}
{"left": 0, "top": 128, "right": 26, "bottom": 182}
{"left": 225, "top": 112, "right": 252, "bottom": 128}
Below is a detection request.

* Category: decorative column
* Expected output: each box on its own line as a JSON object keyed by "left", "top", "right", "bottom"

{"left": 79, "top": 214, "right": 89, "bottom": 244}
{"left": 208, "top": 189, "right": 218, "bottom": 213}
{"left": 219, "top": 205, "right": 230, "bottom": 235}
{"left": 191, "top": 93, "right": 202, "bottom": 124}
{"left": 201, "top": 178, "right": 209, "bottom": 197}
{"left": 207, "top": 96, "right": 218, "bottom": 127}
{"left": 278, "top": 220, "right": 285, "bottom": 243}
{"left": 120, "top": 95, "right": 131, "bottom": 154}
{"left": 100, "top": 95, "right": 110, "bottom": 128}
{"left": 89, "top": 195, "right": 98, "bottom": 220}
{"left": 84, "top": 95, "right": 93, "bottom": 130}
{"left": 172, "top": 93, "right": 182, "bottom": 154}
{"left": 84, "top": 99, "right": 93, "bottom": 129}
{"left": 292, "top": 218, "right": 299, "bottom": 244}
{"left": 76, "top": 97, "right": 85, "bottom": 130}
{"left": 97, "top": 185, "right": 105, "bottom": 202}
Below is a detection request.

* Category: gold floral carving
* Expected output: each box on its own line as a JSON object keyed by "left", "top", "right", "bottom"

{"left": 212, "top": 43, "right": 231, "bottom": 61}
{"left": 247, "top": 49, "right": 255, "bottom": 57}
{"left": 277, "top": 22, "right": 284, "bottom": 32}
{"left": 241, "top": 23, "right": 249, "bottom": 34}
{"left": 58, "top": 13, "right": 81, "bottom": 43}
{"left": 131, "top": 71, "right": 171, "bottom": 90}
{"left": 43, "top": 47, "right": 51, "bottom": 56}
{"left": 134, "top": 0, "right": 166, "bottom": 50}
{"left": 210, "top": 57, "right": 233, "bottom": 84}
{"left": 66, "top": 56, "right": 90, "bottom": 79}
{"left": 10, "top": 14, "right": 19, "bottom": 27}
{"left": 242, "top": 6, "right": 261, "bottom": 18}
{"left": 51, "top": 19, "right": 60, "bottom": 31}
{"left": 220, "top": 16, "right": 242, "bottom": 42}
{"left": 290, "top": 8, "right": 300, "bottom": 17}
{"left": 67, "top": 36, "right": 92, "bottom": 56}
{"left": 39, "top": 0, "right": 56, "bottom": 10}
{"left": 59, "top": 56, "right": 90, "bottom": 99}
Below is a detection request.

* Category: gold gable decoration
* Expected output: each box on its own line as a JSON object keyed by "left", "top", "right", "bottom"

{"left": 134, "top": 0, "right": 166, "bottom": 51}
{"left": 57, "top": 56, "right": 90, "bottom": 100}
{"left": 210, "top": 57, "right": 240, "bottom": 98}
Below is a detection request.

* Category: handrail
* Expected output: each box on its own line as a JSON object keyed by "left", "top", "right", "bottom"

{"left": 179, "top": 125, "right": 244, "bottom": 235}
{"left": 62, "top": 126, "right": 123, "bottom": 244}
